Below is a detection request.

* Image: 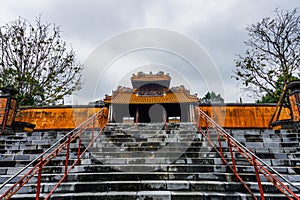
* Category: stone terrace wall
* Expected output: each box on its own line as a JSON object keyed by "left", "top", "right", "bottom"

{"left": 14, "top": 104, "right": 291, "bottom": 130}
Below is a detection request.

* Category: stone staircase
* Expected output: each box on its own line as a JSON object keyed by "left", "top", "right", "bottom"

{"left": 0, "top": 123, "right": 300, "bottom": 199}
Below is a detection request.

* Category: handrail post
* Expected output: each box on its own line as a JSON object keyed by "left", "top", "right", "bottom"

{"left": 228, "top": 136, "right": 238, "bottom": 181}
{"left": 36, "top": 156, "right": 43, "bottom": 200}
{"left": 218, "top": 132, "right": 226, "bottom": 165}
{"left": 196, "top": 111, "right": 199, "bottom": 129}
{"left": 64, "top": 135, "right": 71, "bottom": 180}
{"left": 92, "top": 119, "right": 95, "bottom": 141}
{"left": 164, "top": 119, "right": 168, "bottom": 132}
{"left": 253, "top": 155, "right": 265, "bottom": 199}
{"left": 77, "top": 135, "right": 81, "bottom": 161}
{"left": 206, "top": 123, "right": 210, "bottom": 141}
{"left": 197, "top": 110, "right": 200, "bottom": 130}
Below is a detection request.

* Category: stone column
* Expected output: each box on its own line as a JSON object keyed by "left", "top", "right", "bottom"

{"left": 108, "top": 104, "right": 113, "bottom": 122}
{"left": 189, "top": 103, "right": 195, "bottom": 122}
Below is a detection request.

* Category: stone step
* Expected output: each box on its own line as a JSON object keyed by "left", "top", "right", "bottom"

{"left": 0, "top": 149, "right": 44, "bottom": 155}
{"left": 6, "top": 188, "right": 297, "bottom": 200}
{"left": 51, "top": 191, "right": 292, "bottom": 200}
{"left": 2, "top": 146, "right": 296, "bottom": 160}
{"left": 3, "top": 180, "right": 299, "bottom": 195}
{"left": 2, "top": 127, "right": 300, "bottom": 199}
{"left": 1, "top": 153, "right": 300, "bottom": 168}
{"left": 7, "top": 190, "right": 292, "bottom": 200}
{"left": 214, "top": 141, "right": 300, "bottom": 148}
{"left": 0, "top": 143, "right": 53, "bottom": 150}
{"left": 233, "top": 137, "right": 300, "bottom": 142}
{"left": 86, "top": 151, "right": 214, "bottom": 157}
{"left": 0, "top": 172, "right": 260, "bottom": 184}
{"left": 2, "top": 171, "right": 296, "bottom": 184}
{"left": 86, "top": 149, "right": 297, "bottom": 159}
{"left": 2, "top": 164, "right": 297, "bottom": 176}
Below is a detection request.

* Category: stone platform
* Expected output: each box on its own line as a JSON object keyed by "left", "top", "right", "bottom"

{"left": 0, "top": 123, "right": 300, "bottom": 199}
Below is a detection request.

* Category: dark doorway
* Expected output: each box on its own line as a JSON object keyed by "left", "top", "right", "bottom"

{"left": 128, "top": 103, "right": 184, "bottom": 123}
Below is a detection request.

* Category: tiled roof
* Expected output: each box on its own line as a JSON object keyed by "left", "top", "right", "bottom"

{"left": 131, "top": 71, "right": 171, "bottom": 82}
{"left": 105, "top": 92, "right": 198, "bottom": 104}
{"left": 131, "top": 72, "right": 171, "bottom": 89}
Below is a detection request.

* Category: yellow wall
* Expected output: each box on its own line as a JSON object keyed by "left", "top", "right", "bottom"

{"left": 14, "top": 104, "right": 291, "bottom": 130}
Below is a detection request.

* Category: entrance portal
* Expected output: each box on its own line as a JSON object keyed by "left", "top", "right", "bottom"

{"left": 104, "top": 71, "right": 199, "bottom": 123}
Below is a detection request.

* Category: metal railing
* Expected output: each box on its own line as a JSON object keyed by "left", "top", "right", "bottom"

{"left": 0, "top": 107, "right": 108, "bottom": 200}
{"left": 195, "top": 107, "right": 300, "bottom": 200}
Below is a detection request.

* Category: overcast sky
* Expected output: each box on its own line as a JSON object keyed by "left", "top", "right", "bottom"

{"left": 0, "top": 0, "right": 299, "bottom": 104}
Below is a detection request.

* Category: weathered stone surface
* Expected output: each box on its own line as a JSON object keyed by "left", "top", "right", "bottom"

{"left": 106, "top": 191, "right": 137, "bottom": 200}
{"left": 190, "top": 181, "right": 225, "bottom": 192}
{"left": 14, "top": 155, "right": 29, "bottom": 160}
{"left": 1, "top": 125, "right": 300, "bottom": 200}
{"left": 245, "top": 142, "right": 264, "bottom": 148}
{"left": 0, "top": 168, "right": 7, "bottom": 175}
{"left": 108, "top": 181, "right": 141, "bottom": 191}
{"left": 74, "top": 182, "right": 108, "bottom": 192}
{"left": 171, "top": 191, "right": 204, "bottom": 200}
{"left": 141, "top": 180, "right": 166, "bottom": 190}
{"left": 137, "top": 191, "right": 171, "bottom": 200}
{"left": 272, "top": 159, "right": 291, "bottom": 166}
{"left": 166, "top": 180, "right": 189, "bottom": 190}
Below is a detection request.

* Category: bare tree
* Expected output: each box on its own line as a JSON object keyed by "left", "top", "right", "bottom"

{"left": 0, "top": 16, "right": 83, "bottom": 106}
{"left": 233, "top": 8, "right": 300, "bottom": 105}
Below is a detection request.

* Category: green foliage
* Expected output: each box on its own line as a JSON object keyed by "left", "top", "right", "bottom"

{"left": 201, "top": 91, "right": 224, "bottom": 103}
{"left": 0, "top": 16, "right": 83, "bottom": 106}
{"left": 233, "top": 8, "right": 300, "bottom": 104}
{"left": 257, "top": 75, "right": 298, "bottom": 103}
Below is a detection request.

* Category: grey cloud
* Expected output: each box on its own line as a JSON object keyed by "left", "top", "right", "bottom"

{"left": 0, "top": 0, "right": 299, "bottom": 103}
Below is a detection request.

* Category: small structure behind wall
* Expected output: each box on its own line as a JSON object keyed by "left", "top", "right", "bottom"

{"left": 0, "top": 87, "right": 17, "bottom": 134}
{"left": 271, "top": 80, "right": 300, "bottom": 130}
{"left": 287, "top": 81, "right": 300, "bottom": 129}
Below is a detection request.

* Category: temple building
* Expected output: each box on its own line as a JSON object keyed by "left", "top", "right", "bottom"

{"left": 104, "top": 71, "right": 199, "bottom": 123}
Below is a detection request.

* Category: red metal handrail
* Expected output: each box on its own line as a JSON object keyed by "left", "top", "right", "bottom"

{"left": 194, "top": 107, "right": 300, "bottom": 199}
{"left": 0, "top": 107, "right": 108, "bottom": 199}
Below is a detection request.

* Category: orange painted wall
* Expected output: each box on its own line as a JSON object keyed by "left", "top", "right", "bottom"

{"left": 0, "top": 98, "right": 17, "bottom": 126}
{"left": 198, "top": 104, "right": 291, "bottom": 128}
{"left": 0, "top": 98, "right": 7, "bottom": 125}
{"left": 15, "top": 106, "right": 102, "bottom": 130}
{"left": 14, "top": 104, "right": 291, "bottom": 130}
